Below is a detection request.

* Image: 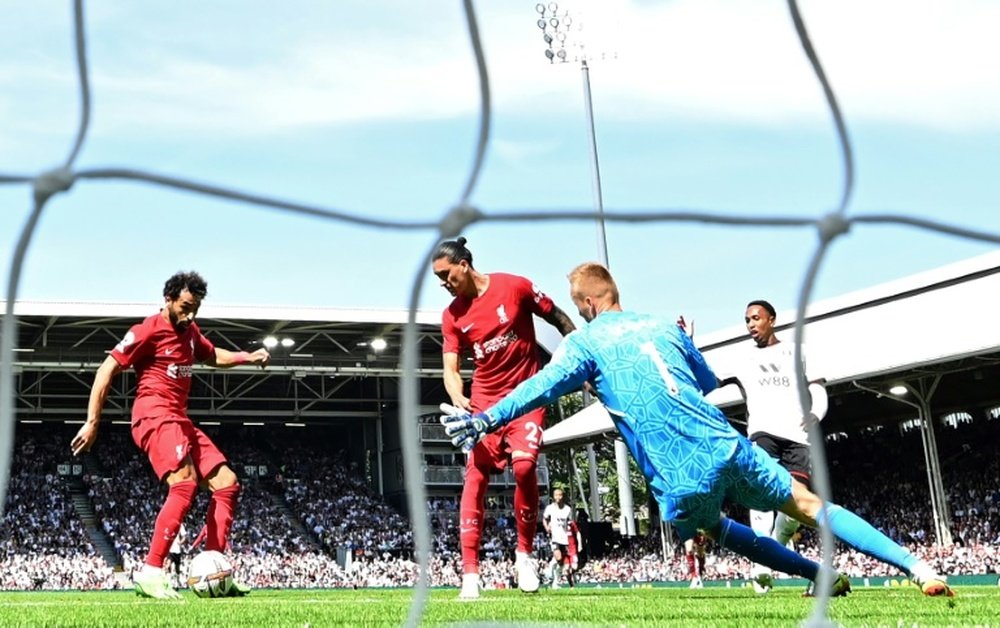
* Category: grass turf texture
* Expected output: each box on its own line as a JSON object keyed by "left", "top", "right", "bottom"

{"left": 0, "top": 586, "right": 992, "bottom": 627}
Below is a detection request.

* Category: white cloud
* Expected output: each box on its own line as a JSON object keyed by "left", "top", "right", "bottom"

{"left": 2, "top": 0, "right": 1000, "bottom": 139}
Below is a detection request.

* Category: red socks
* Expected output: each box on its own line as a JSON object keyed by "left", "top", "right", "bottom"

{"left": 460, "top": 465, "right": 488, "bottom": 574}
{"left": 205, "top": 484, "right": 240, "bottom": 552}
{"left": 512, "top": 459, "right": 539, "bottom": 554}
{"left": 145, "top": 480, "right": 197, "bottom": 568}
{"left": 460, "top": 459, "right": 540, "bottom": 571}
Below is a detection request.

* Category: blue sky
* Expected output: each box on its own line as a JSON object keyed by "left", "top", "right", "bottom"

{"left": 1, "top": 0, "right": 998, "bottom": 334}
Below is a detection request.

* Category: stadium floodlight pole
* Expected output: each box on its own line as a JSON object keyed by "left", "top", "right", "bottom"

{"left": 535, "top": 1, "right": 636, "bottom": 536}
{"left": 852, "top": 379, "right": 953, "bottom": 547}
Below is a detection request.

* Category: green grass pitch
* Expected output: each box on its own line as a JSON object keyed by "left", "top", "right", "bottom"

{"left": 0, "top": 585, "right": 994, "bottom": 627}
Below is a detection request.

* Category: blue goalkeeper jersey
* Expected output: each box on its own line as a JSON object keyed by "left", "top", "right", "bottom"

{"left": 488, "top": 310, "right": 743, "bottom": 522}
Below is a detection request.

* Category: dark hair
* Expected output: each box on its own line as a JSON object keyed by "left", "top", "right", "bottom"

{"left": 747, "top": 299, "right": 776, "bottom": 318}
{"left": 432, "top": 236, "right": 474, "bottom": 267}
{"left": 163, "top": 271, "right": 208, "bottom": 300}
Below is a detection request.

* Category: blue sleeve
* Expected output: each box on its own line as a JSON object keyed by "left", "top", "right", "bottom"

{"left": 678, "top": 330, "right": 718, "bottom": 394}
{"left": 488, "top": 331, "right": 593, "bottom": 424}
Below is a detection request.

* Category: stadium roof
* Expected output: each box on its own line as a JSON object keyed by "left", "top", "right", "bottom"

{"left": 703, "top": 249, "right": 1000, "bottom": 431}
{"left": 546, "top": 251, "right": 1000, "bottom": 445}
{"left": 3, "top": 301, "right": 452, "bottom": 424}
{"left": 5, "top": 251, "right": 1000, "bottom": 432}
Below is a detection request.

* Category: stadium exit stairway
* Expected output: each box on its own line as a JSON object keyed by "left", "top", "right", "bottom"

{"left": 265, "top": 488, "right": 326, "bottom": 554}
{"left": 63, "top": 474, "right": 122, "bottom": 569}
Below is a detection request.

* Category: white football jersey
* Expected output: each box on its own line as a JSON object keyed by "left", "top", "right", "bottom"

{"left": 716, "top": 341, "right": 816, "bottom": 445}
{"left": 543, "top": 503, "right": 573, "bottom": 545}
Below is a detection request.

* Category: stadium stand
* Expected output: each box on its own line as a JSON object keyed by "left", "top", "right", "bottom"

{"left": 2, "top": 415, "right": 999, "bottom": 589}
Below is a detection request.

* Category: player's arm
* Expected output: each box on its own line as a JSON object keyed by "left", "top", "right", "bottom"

{"left": 523, "top": 277, "right": 575, "bottom": 337}
{"left": 676, "top": 315, "right": 694, "bottom": 339}
{"left": 540, "top": 305, "right": 576, "bottom": 337}
{"left": 799, "top": 345, "right": 827, "bottom": 426}
{"left": 442, "top": 351, "right": 471, "bottom": 411}
{"left": 488, "top": 332, "right": 592, "bottom": 425}
{"left": 678, "top": 315, "right": 740, "bottom": 391}
{"left": 441, "top": 333, "right": 592, "bottom": 452}
{"left": 802, "top": 378, "right": 829, "bottom": 429}
{"left": 207, "top": 347, "right": 270, "bottom": 369}
{"left": 72, "top": 356, "right": 122, "bottom": 456}
{"left": 677, "top": 330, "right": 719, "bottom": 394}
{"left": 543, "top": 507, "right": 552, "bottom": 534}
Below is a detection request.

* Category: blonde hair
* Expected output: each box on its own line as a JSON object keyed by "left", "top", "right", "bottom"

{"left": 568, "top": 262, "right": 620, "bottom": 305}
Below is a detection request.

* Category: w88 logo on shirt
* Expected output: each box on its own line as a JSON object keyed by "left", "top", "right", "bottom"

{"left": 758, "top": 375, "right": 791, "bottom": 388}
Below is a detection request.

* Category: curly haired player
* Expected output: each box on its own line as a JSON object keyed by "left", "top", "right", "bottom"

{"left": 71, "top": 271, "right": 268, "bottom": 599}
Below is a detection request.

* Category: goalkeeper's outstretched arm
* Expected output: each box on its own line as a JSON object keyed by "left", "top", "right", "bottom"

{"left": 488, "top": 332, "right": 592, "bottom": 425}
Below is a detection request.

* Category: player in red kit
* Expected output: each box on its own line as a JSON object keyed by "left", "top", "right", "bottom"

{"left": 564, "top": 518, "right": 582, "bottom": 587}
{"left": 432, "top": 237, "right": 576, "bottom": 599}
{"left": 69, "top": 271, "right": 269, "bottom": 599}
{"left": 685, "top": 531, "right": 708, "bottom": 588}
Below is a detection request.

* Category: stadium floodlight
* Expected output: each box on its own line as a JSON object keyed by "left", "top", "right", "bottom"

{"left": 262, "top": 336, "right": 294, "bottom": 350}
{"left": 535, "top": 2, "right": 638, "bottom": 536}
{"left": 535, "top": 0, "right": 615, "bottom": 265}
{"left": 889, "top": 384, "right": 908, "bottom": 396}
{"left": 370, "top": 338, "right": 388, "bottom": 352}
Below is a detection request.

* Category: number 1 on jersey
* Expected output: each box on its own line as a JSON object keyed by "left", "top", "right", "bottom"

{"left": 640, "top": 341, "right": 679, "bottom": 396}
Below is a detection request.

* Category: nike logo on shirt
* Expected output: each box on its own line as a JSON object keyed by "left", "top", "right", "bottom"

{"left": 461, "top": 324, "right": 474, "bottom": 333}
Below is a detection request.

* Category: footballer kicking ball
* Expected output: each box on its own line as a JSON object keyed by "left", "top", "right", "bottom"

{"left": 187, "top": 550, "right": 234, "bottom": 598}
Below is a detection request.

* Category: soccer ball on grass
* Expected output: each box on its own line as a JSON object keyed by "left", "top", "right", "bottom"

{"left": 186, "top": 550, "right": 234, "bottom": 598}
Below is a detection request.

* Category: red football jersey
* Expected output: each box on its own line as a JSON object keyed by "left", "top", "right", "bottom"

{"left": 110, "top": 312, "right": 215, "bottom": 422}
{"left": 442, "top": 273, "right": 555, "bottom": 409}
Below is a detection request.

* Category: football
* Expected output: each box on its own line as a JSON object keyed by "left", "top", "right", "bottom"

{"left": 186, "top": 550, "right": 234, "bottom": 598}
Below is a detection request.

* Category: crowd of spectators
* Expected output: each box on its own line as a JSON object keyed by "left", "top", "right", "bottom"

{"left": 3, "top": 418, "right": 1000, "bottom": 590}
{"left": 0, "top": 428, "right": 117, "bottom": 590}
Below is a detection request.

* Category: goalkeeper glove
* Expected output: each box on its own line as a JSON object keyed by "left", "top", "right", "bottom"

{"left": 439, "top": 403, "right": 499, "bottom": 453}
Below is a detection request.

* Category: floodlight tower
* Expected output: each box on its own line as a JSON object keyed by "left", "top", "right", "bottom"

{"left": 534, "top": 2, "right": 636, "bottom": 538}
{"left": 535, "top": 2, "right": 611, "bottom": 264}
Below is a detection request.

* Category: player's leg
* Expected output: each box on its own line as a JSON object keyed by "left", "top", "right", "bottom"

{"left": 775, "top": 443, "right": 809, "bottom": 547}
{"left": 200, "top": 465, "right": 239, "bottom": 553}
{"left": 170, "top": 553, "right": 181, "bottom": 587}
{"left": 550, "top": 545, "right": 564, "bottom": 589}
{"left": 191, "top": 424, "right": 249, "bottom": 596}
{"left": 706, "top": 517, "right": 838, "bottom": 585}
{"left": 684, "top": 538, "right": 698, "bottom": 581}
{"left": 458, "top": 440, "right": 494, "bottom": 599}
{"left": 506, "top": 409, "right": 544, "bottom": 593}
{"left": 720, "top": 440, "right": 850, "bottom": 596}
{"left": 748, "top": 436, "right": 780, "bottom": 592}
{"left": 779, "top": 480, "right": 953, "bottom": 596}
{"left": 133, "top": 420, "right": 197, "bottom": 599}
{"left": 748, "top": 509, "right": 775, "bottom": 593}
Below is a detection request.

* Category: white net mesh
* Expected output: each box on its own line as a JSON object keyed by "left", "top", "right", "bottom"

{"left": 2, "top": 1, "right": 999, "bottom": 625}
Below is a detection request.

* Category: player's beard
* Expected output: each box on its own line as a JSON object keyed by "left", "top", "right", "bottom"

{"left": 168, "top": 311, "right": 191, "bottom": 332}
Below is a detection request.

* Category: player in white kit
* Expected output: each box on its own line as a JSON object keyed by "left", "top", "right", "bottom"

{"left": 542, "top": 488, "right": 574, "bottom": 589}
{"left": 715, "top": 300, "right": 829, "bottom": 594}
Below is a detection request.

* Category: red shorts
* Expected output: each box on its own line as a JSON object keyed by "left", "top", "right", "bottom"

{"left": 132, "top": 416, "right": 227, "bottom": 481}
{"left": 468, "top": 407, "right": 544, "bottom": 473}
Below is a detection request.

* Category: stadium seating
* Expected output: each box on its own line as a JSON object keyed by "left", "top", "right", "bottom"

{"left": 3, "top": 418, "right": 998, "bottom": 589}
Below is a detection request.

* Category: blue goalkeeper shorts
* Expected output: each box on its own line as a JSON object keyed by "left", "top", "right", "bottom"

{"left": 670, "top": 437, "right": 793, "bottom": 539}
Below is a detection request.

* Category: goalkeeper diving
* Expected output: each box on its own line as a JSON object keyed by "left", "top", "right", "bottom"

{"left": 441, "top": 262, "right": 953, "bottom": 598}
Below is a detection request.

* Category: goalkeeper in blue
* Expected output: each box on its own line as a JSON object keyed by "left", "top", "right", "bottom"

{"left": 441, "top": 262, "right": 953, "bottom": 598}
